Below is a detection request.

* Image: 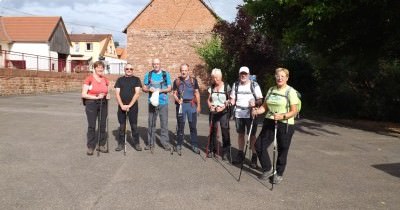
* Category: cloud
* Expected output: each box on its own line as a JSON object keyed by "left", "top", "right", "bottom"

{"left": 0, "top": 0, "right": 243, "bottom": 46}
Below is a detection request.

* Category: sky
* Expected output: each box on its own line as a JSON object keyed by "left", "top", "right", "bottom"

{"left": 0, "top": 0, "right": 244, "bottom": 47}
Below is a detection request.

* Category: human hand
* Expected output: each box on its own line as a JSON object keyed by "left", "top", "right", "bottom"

{"left": 249, "top": 99, "right": 255, "bottom": 107}
{"left": 97, "top": 93, "right": 105, "bottom": 99}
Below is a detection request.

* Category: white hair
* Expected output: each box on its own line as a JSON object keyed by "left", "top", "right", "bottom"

{"left": 211, "top": 68, "right": 222, "bottom": 78}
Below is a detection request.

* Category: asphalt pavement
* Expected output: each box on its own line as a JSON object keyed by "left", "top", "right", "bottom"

{"left": 0, "top": 92, "right": 399, "bottom": 209}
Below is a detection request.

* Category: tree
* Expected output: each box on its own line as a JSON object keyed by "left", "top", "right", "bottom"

{"left": 245, "top": 0, "right": 400, "bottom": 121}
{"left": 212, "top": 7, "right": 277, "bottom": 88}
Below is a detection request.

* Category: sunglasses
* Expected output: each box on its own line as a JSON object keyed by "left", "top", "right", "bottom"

{"left": 125, "top": 68, "right": 134, "bottom": 70}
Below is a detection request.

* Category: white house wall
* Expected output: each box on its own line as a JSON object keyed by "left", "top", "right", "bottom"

{"left": 104, "top": 57, "right": 127, "bottom": 74}
{"left": 0, "top": 42, "right": 10, "bottom": 68}
{"left": 9, "top": 43, "right": 55, "bottom": 71}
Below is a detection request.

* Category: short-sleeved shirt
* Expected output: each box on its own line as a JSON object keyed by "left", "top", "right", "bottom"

{"left": 114, "top": 76, "right": 142, "bottom": 105}
{"left": 172, "top": 77, "right": 199, "bottom": 101}
{"left": 265, "top": 85, "right": 300, "bottom": 125}
{"left": 230, "top": 81, "right": 263, "bottom": 118}
{"left": 83, "top": 75, "right": 109, "bottom": 96}
{"left": 143, "top": 70, "right": 172, "bottom": 105}
{"left": 208, "top": 84, "right": 231, "bottom": 107}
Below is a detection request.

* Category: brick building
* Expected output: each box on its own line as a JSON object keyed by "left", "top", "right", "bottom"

{"left": 123, "top": 0, "right": 219, "bottom": 89}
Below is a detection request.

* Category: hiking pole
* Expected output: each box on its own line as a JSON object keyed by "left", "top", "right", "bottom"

{"left": 106, "top": 99, "right": 109, "bottom": 153}
{"left": 238, "top": 117, "right": 254, "bottom": 181}
{"left": 97, "top": 98, "right": 103, "bottom": 157}
{"left": 150, "top": 106, "right": 158, "bottom": 154}
{"left": 272, "top": 120, "right": 278, "bottom": 190}
{"left": 206, "top": 111, "right": 215, "bottom": 159}
{"left": 124, "top": 109, "right": 128, "bottom": 156}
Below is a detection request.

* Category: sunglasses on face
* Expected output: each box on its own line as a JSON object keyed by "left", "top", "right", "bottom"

{"left": 125, "top": 68, "right": 134, "bottom": 70}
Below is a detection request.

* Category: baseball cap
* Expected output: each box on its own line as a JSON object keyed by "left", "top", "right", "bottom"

{"left": 239, "top": 66, "right": 250, "bottom": 74}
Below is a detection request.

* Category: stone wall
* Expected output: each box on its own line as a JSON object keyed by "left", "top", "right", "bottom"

{"left": 126, "top": 30, "right": 211, "bottom": 90}
{"left": 125, "top": 0, "right": 218, "bottom": 90}
{"left": 0, "top": 69, "right": 119, "bottom": 96}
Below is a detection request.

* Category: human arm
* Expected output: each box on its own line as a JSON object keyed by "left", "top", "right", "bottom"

{"left": 128, "top": 87, "right": 141, "bottom": 109}
{"left": 115, "top": 88, "right": 128, "bottom": 111}
{"left": 195, "top": 89, "right": 201, "bottom": 114}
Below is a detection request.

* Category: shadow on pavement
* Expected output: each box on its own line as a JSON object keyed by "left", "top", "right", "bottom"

{"left": 371, "top": 163, "right": 400, "bottom": 178}
{"left": 295, "top": 120, "right": 340, "bottom": 136}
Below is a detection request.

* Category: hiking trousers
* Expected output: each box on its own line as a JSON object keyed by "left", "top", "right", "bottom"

{"left": 255, "top": 119, "right": 294, "bottom": 176}
{"left": 85, "top": 99, "right": 108, "bottom": 149}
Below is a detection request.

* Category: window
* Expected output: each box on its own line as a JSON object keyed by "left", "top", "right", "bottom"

{"left": 74, "top": 43, "right": 80, "bottom": 52}
{"left": 86, "top": 43, "right": 93, "bottom": 51}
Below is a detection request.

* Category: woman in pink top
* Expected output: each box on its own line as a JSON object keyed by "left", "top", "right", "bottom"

{"left": 81, "top": 61, "right": 109, "bottom": 156}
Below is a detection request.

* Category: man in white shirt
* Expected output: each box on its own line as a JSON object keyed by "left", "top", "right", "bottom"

{"left": 230, "top": 66, "right": 263, "bottom": 168}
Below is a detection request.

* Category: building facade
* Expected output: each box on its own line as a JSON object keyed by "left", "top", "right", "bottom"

{"left": 123, "top": 0, "right": 219, "bottom": 89}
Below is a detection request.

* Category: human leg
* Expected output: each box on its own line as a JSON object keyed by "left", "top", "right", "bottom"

{"left": 159, "top": 104, "right": 171, "bottom": 150}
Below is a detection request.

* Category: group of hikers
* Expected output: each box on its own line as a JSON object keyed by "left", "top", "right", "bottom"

{"left": 81, "top": 58, "right": 300, "bottom": 185}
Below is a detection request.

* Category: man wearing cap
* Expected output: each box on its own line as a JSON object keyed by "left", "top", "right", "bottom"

{"left": 230, "top": 66, "right": 263, "bottom": 167}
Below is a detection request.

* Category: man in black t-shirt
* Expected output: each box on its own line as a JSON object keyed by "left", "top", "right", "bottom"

{"left": 114, "top": 63, "right": 142, "bottom": 151}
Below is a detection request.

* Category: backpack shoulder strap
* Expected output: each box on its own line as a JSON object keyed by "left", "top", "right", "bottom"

{"left": 147, "top": 70, "right": 154, "bottom": 85}
{"left": 285, "top": 85, "right": 292, "bottom": 112}
{"left": 250, "top": 80, "right": 257, "bottom": 99}
{"left": 224, "top": 83, "right": 228, "bottom": 99}
{"left": 162, "top": 70, "right": 167, "bottom": 84}
{"left": 265, "top": 86, "right": 274, "bottom": 101}
{"left": 234, "top": 81, "right": 239, "bottom": 103}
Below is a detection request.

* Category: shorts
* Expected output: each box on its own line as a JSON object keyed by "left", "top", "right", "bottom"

{"left": 235, "top": 118, "right": 257, "bottom": 136}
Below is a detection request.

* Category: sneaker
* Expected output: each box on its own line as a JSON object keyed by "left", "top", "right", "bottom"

{"left": 177, "top": 145, "right": 182, "bottom": 156}
{"left": 192, "top": 146, "right": 200, "bottom": 154}
{"left": 144, "top": 144, "right": 151, "bottom": 150}
{"left": 250, "top": 154, "right": 258, "bottom": 169}
{"left": 86, "top": 148, "right": 94, "bottom": 156}
{"left": 272, "top": 175, "right": 283, "bottom": 184}
{"left": 134, "top": 144, "right": 143, "bottom": 151}
{"left": 232, "top": 151, "right": 244, "bottom": 164}
{"left": 207, "top": 152, "right": 214, "bottom": 158}
{"left": 258, "top": 169, "right": 274, "bottom": 180}
{"left": 115, "top": 144, "right": 124, "bottom": 152}
{"left": 96, "top": 145, "right": 108, "bottom": 153}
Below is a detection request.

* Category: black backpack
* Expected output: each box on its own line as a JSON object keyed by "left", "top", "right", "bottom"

{"left": 147, "top": 70, "right": 167, "bottom": 86}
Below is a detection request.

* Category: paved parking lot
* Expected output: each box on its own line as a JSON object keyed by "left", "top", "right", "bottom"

{"left": 0, "top": 92, "right": 399, "bottom": 209}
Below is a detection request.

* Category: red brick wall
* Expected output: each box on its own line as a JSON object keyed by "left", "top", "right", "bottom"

{"left": 0, "top": 69, "right": 119, "bottom": 96}
{"left": 126, "top": 0, "right": 218, "bottom": 90}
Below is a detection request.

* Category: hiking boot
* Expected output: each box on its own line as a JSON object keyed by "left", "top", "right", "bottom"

{"left": 250, "top": 153, "right": 258, "bottom": 169}
{"left": 192, "top": 146, "right": 200, "bottom": 154}
{"left": 177, "top": 145, "right": 182, "bottom": 156}
{"left": 96, "top": 145, "right": 108, "bottom": 153}
{"left": 232, "top": 151, "right": 244, "bottom": 164}
{"left": 272, "top": 175, "right": 283, "bottom": 184}
{"left": 134, "top": 144, "right": 142, "bottom": 151}
{"left": 87, "top": 148, "right": 94, "bottom": 156}
{"left": 144, "top": 144, "right": 151, "bottom": 150}
{"left": 258, "top": 169, "right": 274, "bottom": 180}
{"left": 115, "top": 144, "right": 124, "bottom": 152}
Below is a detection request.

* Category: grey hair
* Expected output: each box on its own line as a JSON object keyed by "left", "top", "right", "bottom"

{"left": 211, "top": 68, "right": 222, "bottom": 78}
